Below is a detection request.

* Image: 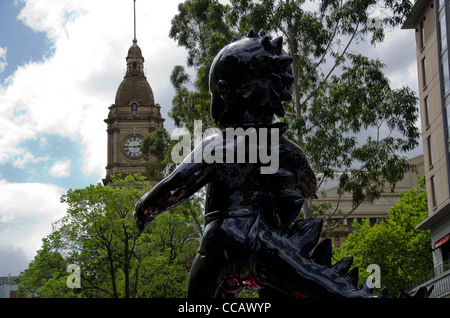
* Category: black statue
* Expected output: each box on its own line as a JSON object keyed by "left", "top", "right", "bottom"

{"left": 135, "top": 29, "right": 432, "bottom": 298}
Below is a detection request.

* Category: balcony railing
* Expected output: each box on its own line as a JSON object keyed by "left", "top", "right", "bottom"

{"left": 408, "top": 259, "right": 450, "bottom": 298}
{"left": 323, "top": 224, "right": 356, "bottom": 232}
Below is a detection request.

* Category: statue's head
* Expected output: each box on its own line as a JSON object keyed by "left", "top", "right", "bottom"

{"left": 209, "top": 29, "right": 294, "bottom": 129}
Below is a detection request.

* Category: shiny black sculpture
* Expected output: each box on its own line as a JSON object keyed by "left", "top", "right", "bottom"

{"left": 135, "top": 29, "right": 432, "bottom": 298}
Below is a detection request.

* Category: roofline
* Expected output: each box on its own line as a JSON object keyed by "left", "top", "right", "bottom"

{"left": 316, "top": 154, "right": 424, "bottom": 193}
{"left": 402, "top": 0, "right": 432, "bottom": 30}
{"left": 416, "top": 199, "right": 450, "bottom": 230}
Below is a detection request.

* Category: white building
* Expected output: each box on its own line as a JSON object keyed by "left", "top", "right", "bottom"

{"left": 0, "top": 275, "right": 19, "bottom": 298}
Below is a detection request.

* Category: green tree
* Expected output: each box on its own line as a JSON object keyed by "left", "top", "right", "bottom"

{"left": 334, "top": 176, "right": 433, "bottom": 296}
{"left": 141, "top": 128, "right": 177, "bottom": 180}
{"left": 135, "top": 206, "right": 202, "bottom": 297}
{"left": 17, "top": 237, "right": 75, "bottom": 297}
{"left": 168, "top": 0, "right": 420, "bottom": 220}
{"left": 54, "top": 174, "right": 150, "bottom": 297}
{"left": 168, "top": 65, "right": 215, "bottom": 132}
{"left": 17, "top": 174, "right": 202, "bottom": 298}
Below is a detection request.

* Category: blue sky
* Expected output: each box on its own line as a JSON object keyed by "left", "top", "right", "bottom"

{"left": 0, "top": 0, "right": 423, "bottom": 277}
{"left": 0, "top": 133, "right": 90, "bottom": 188}
{"left": 0, "top": 0, "right": 99, "bottom": 190}
{"left": 0, "top": 1, "right": 54, "bottom": 81}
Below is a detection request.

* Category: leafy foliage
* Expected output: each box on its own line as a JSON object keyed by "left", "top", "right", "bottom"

{"left": 334, "top": 176, "right": 433, "bottom": 296}
{"left": 17, "top": 237, "right": 75, "bottom": 298}
{"left": 141, "top": 128, "right": 176, "bottom": 180}
{"left": 17, "top": 175, "right": 202, "bottom": 298}
{"left": 167, "top": 0, "right": 420, "bottom": 219}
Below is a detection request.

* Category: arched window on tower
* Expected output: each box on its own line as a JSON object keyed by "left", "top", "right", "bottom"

{"left": 133, "top": 62, "right": 137, "bottom": 72}
{"left": 132, "top": 103, "right": 138, "bottom": 116}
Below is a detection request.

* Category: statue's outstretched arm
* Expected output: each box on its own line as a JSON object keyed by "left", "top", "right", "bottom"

{"left": 134, "top": 149, "right": 215, "bottom": 232}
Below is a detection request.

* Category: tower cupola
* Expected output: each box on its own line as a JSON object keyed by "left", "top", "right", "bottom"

{"left": 103, "top": 0, "right": 165, "bottom": 186}
{"left": 126, "top": 41, "right": 145, "bottom": 77}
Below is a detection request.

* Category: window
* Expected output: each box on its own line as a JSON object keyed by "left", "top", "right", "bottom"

{"left": 424, "top": 96, "right": 430, "bottom": 127}
{"left": 334, "top": 236, "right": 341, "bottom": 248}
{"left": 422, "top": 57, "right": 427, "bottom": 88}
{"left": 446, "top": 97, "right": 450, "bottom": 141}
{"left": 369, "top": 218, "right": 384, "bottom": 226}
{"left": 420, "top": 19, "right": 425, "bottom": 48}
{"left": 427, "top": 135, "right": 434, "bottom": 167}
{"left": 131, "top": 103, "right": 138, "bottom": 116}
{"left": 430, "top": 176, "right": 437, "bottom": 208}
{"left": 442, "top": 54, "right": 450, "bottom": 93}
{"left": 440, "top": 11, "right": 447, "bottom": 52}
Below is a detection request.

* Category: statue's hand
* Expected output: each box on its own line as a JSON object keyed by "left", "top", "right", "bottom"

{"left": 134, "top": 200, "right": 156, "bottom": 232}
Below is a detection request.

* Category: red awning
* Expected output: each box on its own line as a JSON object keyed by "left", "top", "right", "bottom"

{"left": 435, "top": 233, "right": 450, "bottom": 249}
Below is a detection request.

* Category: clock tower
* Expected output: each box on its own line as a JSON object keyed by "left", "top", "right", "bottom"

{"left": 103, "top": 2, "right": 164, "bottom": 185}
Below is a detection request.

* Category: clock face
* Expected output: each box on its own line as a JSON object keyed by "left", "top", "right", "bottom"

{"left": 123, "top": 136, "right": 143, "bottom": 158}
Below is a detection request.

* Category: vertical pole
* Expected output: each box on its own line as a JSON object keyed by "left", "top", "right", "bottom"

{"left": 133, "top": 0, "right": 137, "bottom": 44}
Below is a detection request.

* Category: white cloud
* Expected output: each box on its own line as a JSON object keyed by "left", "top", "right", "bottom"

{"left": 0, "top": 0, "right": 187, "bottom": 273}
{"left": 0, "top": 180, "right": 66, "bottom": 262}
{"left": 0, "top": 47, "right": 6, "bottom": 74}
{"left": 17, "top": 0, "right": 88, "bottom": 41}
{"left": 0, "top": 244, "right": 30, "bottom": 276}
{"left": 352, "top": 27, "right": 418, "bottom": 91}
{"left": 0, "top": 0, "right": 185, "bottom": 179}
{"left": 49, "top": 159, "right": 71, "bottom": 177}
{"left": 13, "top": 152, "right": 49, "bottom": 168}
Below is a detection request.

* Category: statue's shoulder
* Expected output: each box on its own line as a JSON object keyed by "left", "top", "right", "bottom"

{"left": 279, "top": 136, "right": 307, "bottom": 161}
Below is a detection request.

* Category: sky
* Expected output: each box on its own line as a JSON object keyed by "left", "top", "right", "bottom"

{"left": 0, "top": 0, "right": 422, "bottom": 276}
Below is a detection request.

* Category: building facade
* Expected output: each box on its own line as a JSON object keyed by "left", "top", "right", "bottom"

{"left": 316, "top": 155, "right": 424, "bottom": 247}
{"left": 0, "top": 275, "right": 19, "bottom": 298}
{"left": 103, "top": 38, "right": 165, "bottom": 185}
{"left": 402, "top": 0, "right": 450, "bottom": 298}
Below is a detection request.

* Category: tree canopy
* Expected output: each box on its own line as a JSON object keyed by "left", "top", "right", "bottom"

{"left": 334, "top": 176, "right": 432, "bottom": 296}
{"left": 167, "top": 0, "right": 419, "bottom": 219}
{"left": 17, "top": 175, "right": 203, "bottom": 298}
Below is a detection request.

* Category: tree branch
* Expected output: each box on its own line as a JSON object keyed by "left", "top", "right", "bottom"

{"left": 298, "top": 1, "right": 343, "bottom": 91}
{"left": 323, "top": 124, "right": 389, "bottom": 223}
{"left": 323, "top": 200, "right": 362, "bottom": 232}
{"left": 189, "top": 206, "right": 203, "bottom": 236}
{"left": 303, "top": 83, "right": 350, "bottom": 134}
{"left": 300, "top": 24, "right": 361, "bottom": 111}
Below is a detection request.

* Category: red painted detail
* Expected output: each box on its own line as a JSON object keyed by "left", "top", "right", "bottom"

{"left": 291, "top": 291, "right": 308, "bottom": 298}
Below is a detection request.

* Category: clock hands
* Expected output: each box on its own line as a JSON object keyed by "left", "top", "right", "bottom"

{"left": 124, "top": 136, "right": 142, "bottom": 157}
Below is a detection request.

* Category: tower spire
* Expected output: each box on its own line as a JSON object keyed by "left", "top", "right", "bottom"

{"left": 133, "top": 0, "right": 137, "bottom": 46}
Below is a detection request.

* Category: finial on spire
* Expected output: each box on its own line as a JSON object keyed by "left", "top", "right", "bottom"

{"left": 133, "top": 0, "right": 137, "bottom": 46}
